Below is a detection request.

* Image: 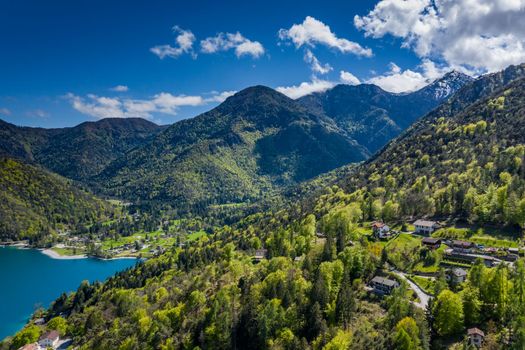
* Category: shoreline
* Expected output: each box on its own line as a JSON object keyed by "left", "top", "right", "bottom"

{"left": 39, "top": 248, "right": 140, "bottom": 261}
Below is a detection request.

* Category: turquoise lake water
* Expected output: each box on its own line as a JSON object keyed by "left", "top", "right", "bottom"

{"left": 0, "top": 246, "right": 138, "bottom": 340}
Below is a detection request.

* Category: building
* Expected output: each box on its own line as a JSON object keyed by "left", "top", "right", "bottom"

{"left": 447, "top": 268, "right": 468, "bottom": 284}
{"left": 38, "top": 330, "right": 60, "bottom": 349}
{"left": 371, "top": 222, "right": 391, "bottom": 239}
{"left": 370, "top": 276, "right": 400, "bottom": 295}
{"left": 253, "top": 249, "right": 268, "bottom": 262}
{"left": 467, "top": 327, "right": 485, "bottom": 348}
{"left": 18, "top": 344, "right": 39, "bottom": 350}
{"left": 413, "top": 220, "right": 439, "bottom": 235}
{"left": 421, "top": 237, "right": 442, "bottom": 249}
{"left": 452, "top": 240, "right": 474, "bottom": 252}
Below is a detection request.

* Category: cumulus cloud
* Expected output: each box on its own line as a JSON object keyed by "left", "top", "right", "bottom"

{"left": 0, "top": 107, "right": 11, "bottom": 116}
{"left": 279, "top": 16, "right": 372, "bottom": 57}
{"left": 110, "top": 85, "right": 129, "bottom": 92}
{"left": 66, "top": 90, "right": 231, "bottom": 120}
{"left": 304, "top": 49, "right": 333, "bottom": 74}
{"left": 339, "top": 70, "right": 361, "bottom": 85}
{"left": 200, "top": 32, "right": 265, "bottom": 58}
{"left": 367, "top": 59, "right": 449, "bottom": 93}
{"left": 354, "top": 0, "right": 525, "bottom": 73}
{"left": 276, "top": 78, "right": 336, "bottom": 99}
{"left": 150, "top": 26, "right": 196, "bottom": 59}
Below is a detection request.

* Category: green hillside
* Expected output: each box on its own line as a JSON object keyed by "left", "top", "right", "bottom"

{"left": 96, "top": 86, "right": 369, "bottom": 213}
{"left": 0, "top": 157, "right": 112, "bottom": 242}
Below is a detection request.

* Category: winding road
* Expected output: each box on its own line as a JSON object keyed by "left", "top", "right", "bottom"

{"left": 391, "top": 269, "right": 432, "bottom": 309}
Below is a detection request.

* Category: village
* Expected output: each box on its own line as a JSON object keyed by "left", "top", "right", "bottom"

{"left": 250, "top": 217, "right": 523, "bottom": 348}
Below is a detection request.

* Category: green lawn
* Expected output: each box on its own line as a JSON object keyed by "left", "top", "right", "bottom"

{"left": 51, "top": 247, "right": 86, "bottom": 256}
{"left": 433, "top": 226, "right": 519, "bottom": 248}
{"left": 410, "top": 275, "right": 435, "bottom": 295}
{"left": 385, "top": 233, "right": 422, "bottom": 271}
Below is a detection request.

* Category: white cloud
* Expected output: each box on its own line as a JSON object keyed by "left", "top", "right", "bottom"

{"left": 304, "top": 49, "right": 333, "bottom": 74}
{"left": 110, "top": 85, "right": 129, "bottom": 92}
{"left": 205, "top": 90, "right": 237, "bottom": 103}
{"left": 200, "top": 32, "right": 265, "bottom": 58}
{"left": 150, "top": 26, "right": 196, "bottom": 59}
{"left": 366, "top": 59, "right": 449, "bottom": 93}
{"left": 354, "top": 0, "right": 525, "bottom": 73}
{"left": 66, "top": 90, "right": 232, "bottom": 120}
{"left": 339, "top": 71, "right": 361, "bottom": 85}
{"left": 0, "top": 107, "right": 11, "bottom": 116}
{"left": 27, "top": 109, "right": 48, "bottom": 118}
{"left": 279, "top": 16, "right": 372, "bottom": 57}
{"left": 276, "top": 78, "right": 336, "bottom": 99}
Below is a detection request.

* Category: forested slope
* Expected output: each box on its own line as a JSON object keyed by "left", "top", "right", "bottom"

{"left": 0, "top": 157, "right": 112, "bottom": 242}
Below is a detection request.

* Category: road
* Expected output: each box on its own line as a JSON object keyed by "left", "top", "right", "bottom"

{"left": 391, "top": 270, "right": 432, "bottom": 309}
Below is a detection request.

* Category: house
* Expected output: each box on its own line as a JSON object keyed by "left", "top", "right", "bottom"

{"left": 447, "top": 268, "right": 468, "bottom": 284}
{"left": 413, "top": 220, "right": 439, "bottom": 235}
{"left": 467, "top": 327, "right": 485, "bottom": 348}
{"left": 253, "top": 249, "right": 267, "bottom": 262}
{"left": 38, "top": 330, "right": 60, "bottom": 349}
{"left": 421, "top": 237, "right": 442, "bottom": 249}
{"left": 372, "top": 222, "right": 391, "bottom": 239}
{"left": 18, "top": 343, "right": 39, "bottom": 350}
{"left": 370, "top": 276, "right": 400, "bottom": 295}
{"left": 452, "top": 240, "right": 474, "bottom": 252}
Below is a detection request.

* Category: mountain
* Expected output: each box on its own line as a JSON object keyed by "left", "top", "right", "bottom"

{"left": 0, "top": 157, "right": 112, "bottom": 241}
{"left": 330, "top": 63, "right": 525, "bottom": 228}
{"left": 297, "top": 71, "right": 473, "bottom": 154}
{"left": 95, "top": 86, "right": 369, "bottom": 211}
{"left": 0, "top": 118, "right": 165, "bottom": 180}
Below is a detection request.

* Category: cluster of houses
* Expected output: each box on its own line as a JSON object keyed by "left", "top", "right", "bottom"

{"left": 18, "top": 330, "right": 61, "bottom": 350}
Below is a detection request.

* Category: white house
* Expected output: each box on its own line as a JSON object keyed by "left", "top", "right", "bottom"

{"left": 447, "top": 268, "right": 468, "bottom": 284}
{"left": 372, "top": 222, "right": 391, "bottom": 239}
{"left": 413, "top": 220, "right": 439, "bottom": 235}
{"left": 38, "top": 330, "right": 60, "bottom": 349}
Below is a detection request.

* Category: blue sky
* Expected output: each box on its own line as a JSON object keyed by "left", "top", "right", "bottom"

{"left": 1, "top": 0, "right": 524, "bottom": 127}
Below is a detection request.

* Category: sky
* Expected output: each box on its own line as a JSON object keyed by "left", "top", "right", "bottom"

{"left": 1, "top": 0, "right": 525, "bottom": 128}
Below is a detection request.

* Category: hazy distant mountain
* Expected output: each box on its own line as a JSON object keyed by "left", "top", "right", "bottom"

{"left": 95, "top": 86, "right": 369, "bottom": 212}
{"left": 297, "top": 71, "right": 473, "bottom": 154}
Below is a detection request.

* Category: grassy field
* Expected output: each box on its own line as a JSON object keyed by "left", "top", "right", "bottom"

{"left": 409, "top": 275, "right": 435, "bottom": 295}
{"left": 385, "top": 233, "right": 422, "bottom": 270}
{"left": 433, "top": 226, "right": 519, "bottom": 248}
{"left": 51, "top": 246, "right": 86, "bottom": 256}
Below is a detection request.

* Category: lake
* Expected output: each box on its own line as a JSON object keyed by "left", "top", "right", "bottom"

{"left": 0, "top": 246, "right": 138, "bottom": 340}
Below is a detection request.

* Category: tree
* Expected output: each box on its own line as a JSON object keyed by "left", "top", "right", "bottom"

{"left": 322, "top": 330, "right": 352, "bottom": 350}
{"left": 460, "top": 286, "right": 481, "bottom": 327}
{"left": 394, "top": 317, "right": 421, "bottom": 350}
{"left": 12, "top": 325, "right": 41, "bottom": 349}
{"left": 433, "top": 290, "right": 464, "bottom": 337}
{"left": 47, "top": 316, "right": 68, "bottom": 336}
{"left": 335, "top": 271, "right": 355, "bottom": 328}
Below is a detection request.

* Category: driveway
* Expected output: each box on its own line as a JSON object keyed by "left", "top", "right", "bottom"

{"left": 391, "top": 270, "right": 432, "bottom": 309}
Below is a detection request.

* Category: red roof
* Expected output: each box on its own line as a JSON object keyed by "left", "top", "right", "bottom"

{"left": 40, "top": 330, "right": 60, "bottom": 341}
{"left": 371, "top": 222, "right": 385, "bottom": 228}
{"left": 18, "top": 344, "right": 39, "bottom": 350}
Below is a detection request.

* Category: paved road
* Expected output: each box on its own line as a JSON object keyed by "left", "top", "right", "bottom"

{"left": 391, "top": 270, "right": 432, "bottom": 309}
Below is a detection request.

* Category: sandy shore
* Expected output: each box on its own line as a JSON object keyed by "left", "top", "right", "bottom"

{"left": 40, "top": 248, "right": 88, "bottom": 260}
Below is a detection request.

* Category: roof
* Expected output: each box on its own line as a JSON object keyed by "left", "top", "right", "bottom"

{"left": 452, "top": 240, "right": 473, "bottom": 248}
{"left": 422, "top": 237, "right": 441, "bottom": 244}
{"left": 371, "top": 276, "right": 399, "bottom": 287}
{"left": 39, "top": 330, "right": 60, "bottom": 341}
{"left": 18, "top": 344, "right": 39, "bottom": 350}
{"left": 413, "top": 219, "right": 438, "bottom": 227}
{"left": 468, "top": 328, "right": 485, "bottom": 337}
{"left": 371, "top": 222, "right": 386, "bottom": 228}
{"left": 452, "top": 268, "right": 468, "bottom": 277}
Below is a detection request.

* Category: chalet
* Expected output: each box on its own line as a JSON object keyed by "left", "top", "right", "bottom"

{"left": 421, "top": 237, "right": 442, "bottom": 249}
{"left": 452, "top": 240, "right": 474, "bottom": 252}
{"left": 371, "top": 222, "right": 391, "bottom": 239}
{"left": 413, "top": 220, "right": 439, "bottom": 235}
{"left": 18, "top": 343, "right": 39, "bottom": 350}
{"left": 447, "top": 268, "right": 468, "bottom": 284}
{"left": 253, "top": 249, "right": 268, "bottom": 262}
{"left": 38, "top": 330, "right": 60, "bottom": 349}
{"left": 370, "top": 276, "right": 399, "bottom": 295}
{"left": 467, "top": 327, "right": 485, "bottom": 348}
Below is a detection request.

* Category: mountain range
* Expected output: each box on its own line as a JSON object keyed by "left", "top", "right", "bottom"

{"left": 0, "top": 70, "right": 475, "bottom": 236}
